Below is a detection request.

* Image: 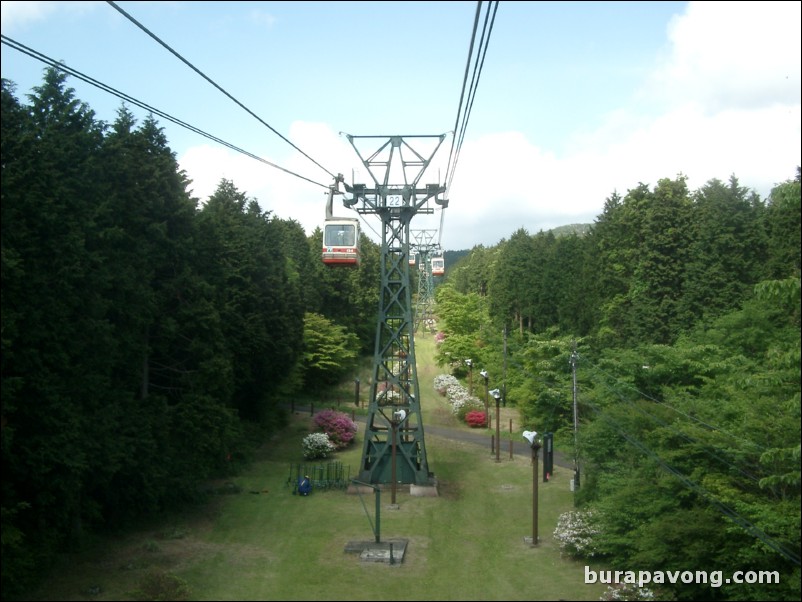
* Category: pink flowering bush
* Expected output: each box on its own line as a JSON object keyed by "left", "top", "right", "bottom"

{"left": 435, "top": 331, "right": 446, "bottom": 344}
{"left": 465, "top": 410, "right": 487, "bottom": 428}
{"left": 313, "top": 409, "right": 358, "bottom": 450}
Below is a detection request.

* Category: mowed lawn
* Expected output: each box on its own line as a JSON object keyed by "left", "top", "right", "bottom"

{"left": 28, "top": 336, "right": 608, "bottom": 601}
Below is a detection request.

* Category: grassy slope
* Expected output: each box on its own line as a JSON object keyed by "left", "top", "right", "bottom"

{"left": 28, "top": 335, "right": 607, "bottom": 601}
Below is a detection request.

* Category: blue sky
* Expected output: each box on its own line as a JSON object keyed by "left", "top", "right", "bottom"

{"left": 2, "top": 1, "right": 800, "bottom": 250}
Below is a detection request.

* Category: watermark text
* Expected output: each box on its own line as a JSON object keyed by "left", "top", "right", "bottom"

{"left": 585, "top": 566, "right": 780, "bottom": 589}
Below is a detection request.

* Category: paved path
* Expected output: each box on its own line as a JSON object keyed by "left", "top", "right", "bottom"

{"left": 422, "top": 423, "right": 573, "bottom": 469}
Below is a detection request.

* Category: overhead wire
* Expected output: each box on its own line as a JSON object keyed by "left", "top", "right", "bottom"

{"left": 8, "top": 2, "right": 498, "bottom": 233}
{"left": 440, "top": 0, "right": 499, "bottom": 248}
{"left": 105, "top": 0, "right": 337, "bottom": 183}
{"left": 584, "top": 398, "right": 801, "bottom": 567}
{"left": 446, "top": 1, "right": 498, "bottom": 194}
{"left": 582, "top": 356, "right": 768, "bottom": 453}
{"left": 110, "top": 0, "right": 498, "bottom": 239}
{"left": 0, "top": 35, "right": 329, "bottom": 190}
{"left": 581, "top": 358, "right": 764, "bottom": 486}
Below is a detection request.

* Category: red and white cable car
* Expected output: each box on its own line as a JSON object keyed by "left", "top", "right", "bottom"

{"left": 323, "top": 218, "right": 360, "bottom": 266}
{"left": 431, "top": 255, "right": 445, "bottom": 276}
{"left": 322, "top": 176, "right": 360, "bottom": 266}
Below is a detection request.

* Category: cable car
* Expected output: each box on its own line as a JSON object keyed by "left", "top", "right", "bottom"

{"left": 431, "top": 256, "right": 445, "bottom": 276}
{"left": 409, "top": 251, "right": 417, "bottom": 266}
{"left": 322, "top": 218, "right": 360, "bottom": 266}
{"left": 322, "top": 176, "right": 360, "bottom": 266}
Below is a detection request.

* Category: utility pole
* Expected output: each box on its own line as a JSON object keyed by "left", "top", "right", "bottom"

{"left": 502, "top": 327, "right": 508, "bottom": 406}
{"left": 570, "top": 341, "right": 580, "bottom": 490}
{"left": 343, "top": 133, "right": 447, "bottom": 488}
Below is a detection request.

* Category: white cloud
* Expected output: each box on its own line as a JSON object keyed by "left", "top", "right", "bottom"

{"left": 248, "top": 8, "right": 277, "bottom": 29}
{"left": 0, "top": 1, "right": 98, "bottom": 34}
{"left": 178, "top": 1, "right": 801, "bottom": 251}
{"left": 178, "top": 122, "right": 366, "bottom": 235}
{"left": 648, "top": 1, "right": 801, "bottom": 113}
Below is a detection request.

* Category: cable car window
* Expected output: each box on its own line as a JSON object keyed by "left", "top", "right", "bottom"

{"left": 325, "top": 224, "right": 355, "bottom": 247}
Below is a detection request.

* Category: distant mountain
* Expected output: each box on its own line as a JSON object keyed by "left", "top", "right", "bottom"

{"left": 548, "top": 223, "right": 592, "bottom": 237}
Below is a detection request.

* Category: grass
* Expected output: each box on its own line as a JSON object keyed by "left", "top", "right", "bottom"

{"left": 26, "top": 335, "right": 608, "bottom": 601}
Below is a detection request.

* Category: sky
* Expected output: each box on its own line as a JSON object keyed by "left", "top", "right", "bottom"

{"left": 2, "top": 1, "right": 800, "bottom": 251}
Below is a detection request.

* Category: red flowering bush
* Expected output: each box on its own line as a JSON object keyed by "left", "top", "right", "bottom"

{"left": 465, "top": 410, "right": 488, "bottom": 428}
{"left": 313, "top": 409, "right": 358, "bottom": 450}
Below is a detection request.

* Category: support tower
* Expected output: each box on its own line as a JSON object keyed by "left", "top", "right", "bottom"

{"left": 342, "top": 133, "right": 447, "bottom": 486}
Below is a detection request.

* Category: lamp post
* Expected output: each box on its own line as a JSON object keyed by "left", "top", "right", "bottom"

{"left": 465, "top": 359, "right": 473, "bottom": 395}
{"left": 354, "top": 378, "right": 360, "bottom": 407}
{"left": 490, "top": 388, "right": 501, "bottom": 462}
{"left": 480, "top": 369, "right": 489, "bottom": 429}
{"left": 390, "top": 409, "right": 406, "bottom": 505}
{"left": 523, "top": 430, "right": 541, "bottom": 546}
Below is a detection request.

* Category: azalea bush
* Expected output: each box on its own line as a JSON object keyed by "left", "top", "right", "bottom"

{"left": 465, "top": 410, "right": 487, "bottom": 428}
{"left": 600, "top": 584, "right": 657, "bottom": 601}
{"left": 313, "top": 409, "right": 358, "bottom": 449}
{"left": 434, "top": 373, "right": 459, "bottom": 396}
{"left": 553, "top": 509, "right": 602, "bottom": 558}
{"left": 446, "top": 383, "right": 471, "bottom": 414}
{"left": 302, "top": 432, "right": 335, "bottom": 460}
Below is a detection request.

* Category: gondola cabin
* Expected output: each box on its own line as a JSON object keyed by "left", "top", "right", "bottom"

{"left": 431, "top": 256, "right": 445, "bottom": 276}
{"left": 409, "top": 251, "right": 417, "bottom": 266}
{"left": 322, "top": 218, "right": 360, "bottom": 266}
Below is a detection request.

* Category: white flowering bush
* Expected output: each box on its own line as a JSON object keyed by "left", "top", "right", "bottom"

{"left": 433, "top": 374, "right": 484, "bottom": 419}
{"left": 553, "top": 509, "right": 602, "bottom": 558}
{"left": 376, "top": 388, "right": 401, "bottom": 405}
{"left": 446, "top": 383, "right": 471, "bottom": 414}
{"left": 302, "top": 432, "right": 335, "bottom": 460}
{"left": 600, "top": 584, "right": 656, "bottom": 601}
{"left": 434, "top": 374, "right": 459, "bottom": 396}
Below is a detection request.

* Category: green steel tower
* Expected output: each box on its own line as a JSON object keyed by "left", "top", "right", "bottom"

{"left": 411, "top": 229, "right": 439, "bottom": 335}
{"left": 342, "top": 133, "right": 447, "bottom": 487}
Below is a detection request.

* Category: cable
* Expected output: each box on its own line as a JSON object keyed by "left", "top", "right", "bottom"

{"left": 443, "top": 2, "right": 480, "bottom": 194}
{"left": 583, "top": 359, "right": 763, "bottom": 486}
{"left": 105, "top": 0, "right": 336, "bottom": 181}
{"left": 1, "top": 35, "right": 329, "bottom": 190}
{"left": 438, "top": 1, "right": 499, "bottom": 248}
{"left": 586, "top": 400, "right": 801, "bottom": 567}
{"left": 448, "top": 1, "right": 498, "bottom": 194}
{"left": 583, "top": 356, "right": 768, "bottom": 453}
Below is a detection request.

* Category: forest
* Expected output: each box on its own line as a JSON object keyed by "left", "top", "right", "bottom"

{"left": 2, "top": 67, "right": 799, "bottom": 600}
{"left": 434, "top": 171, "right": 800, "bottom": 600}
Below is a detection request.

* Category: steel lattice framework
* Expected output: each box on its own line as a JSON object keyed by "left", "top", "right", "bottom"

{"left": 342, "top": 133, "right": 447, "bottom": 486}
{"left": 411, "top": 229, "right": 439, "bottom": 335}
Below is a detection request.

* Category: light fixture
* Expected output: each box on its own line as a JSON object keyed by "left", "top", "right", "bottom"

{"left": 522, "top": 429, "right": 541, "bottom": 546}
